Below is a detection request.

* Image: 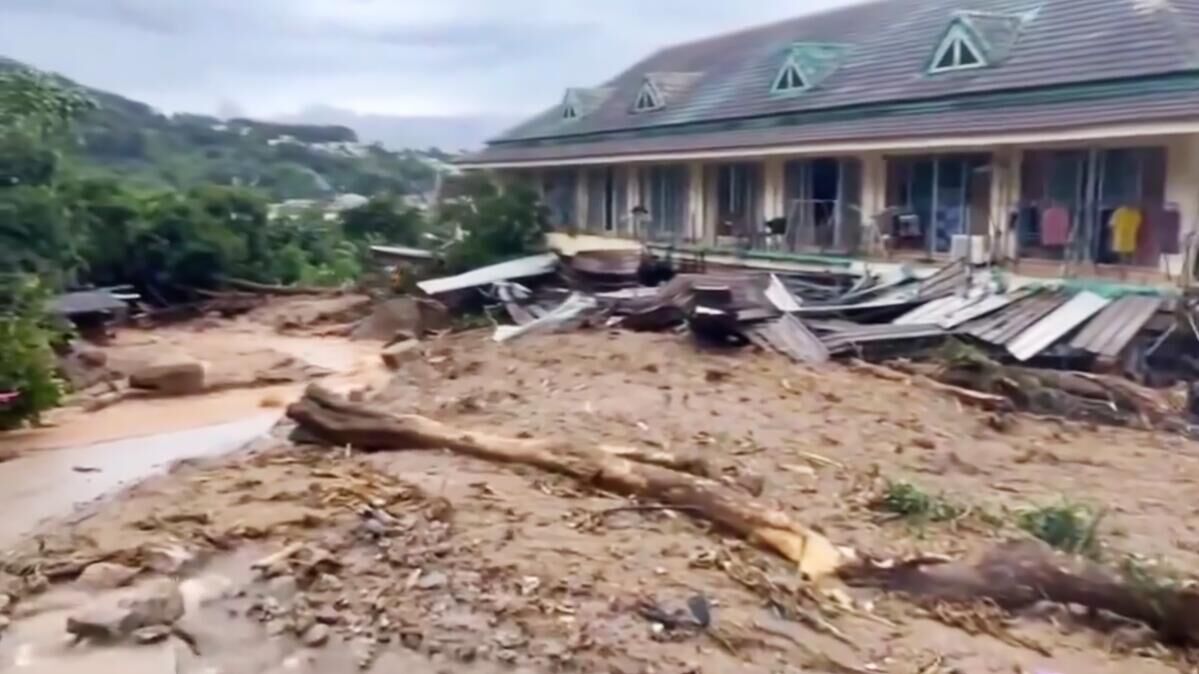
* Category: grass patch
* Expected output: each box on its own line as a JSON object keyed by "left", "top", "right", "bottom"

{"left": 1016, "top": 501, "right": 1105, "bottom": 558}
{"left": 875, "top": 480, "right": 965, "bottom": 524}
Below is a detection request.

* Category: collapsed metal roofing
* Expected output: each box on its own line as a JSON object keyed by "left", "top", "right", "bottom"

{"left": 470, "top": 0, "right": 1199, "bottom": 164}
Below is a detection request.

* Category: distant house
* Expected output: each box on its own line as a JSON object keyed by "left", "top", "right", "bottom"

{"left": 463, "top": 0, "right": 1199, "bottom": 282}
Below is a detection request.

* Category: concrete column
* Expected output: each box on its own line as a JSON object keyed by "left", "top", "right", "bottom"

{"left": 687, "top": 162, "right": 705, "bottom": 242}
{"left": 1166, "top": 133, "right": 1199, "bottom": 275}
{"left": 575, "top": 168, "right": 589, "bottom": 231}
{"left": 989, "top": 148, "right": 1022, "bottom": 262}
{"left": 763, "top": 157, "right": 786, "bottom": 222}
{"left": 858, "top": 152, "right": 886, "bottom": 254}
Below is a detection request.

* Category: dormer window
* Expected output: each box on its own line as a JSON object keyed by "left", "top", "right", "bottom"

{"left": 562, "top": 105, "right": 578, "bottom": 120}
{"left": 633, "top": 82, "right": 664, "bottom": 113}
{"left": 769, "top": 43, "right": 848, "bottom": 97}
{"left": 772, "top": 57, "right": 809, "bottom": 94}
{"left": 928, "top": 20, "right": 991, "bottom": 73}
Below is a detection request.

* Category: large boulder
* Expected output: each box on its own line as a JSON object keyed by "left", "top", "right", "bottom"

{"left": 380, "top": 339, "right": 422, "bottom": 370}
{"left": 351, "top": 298, "right": 449, "bottom": 342}
{"left": 77, "top": 562, "right": 140, "bottom": 590}
{"left": 129, "top": 357, "right": 207, "bottom": 395}
{"left": 66, "top": 579, "right": 185, "bottom": 641}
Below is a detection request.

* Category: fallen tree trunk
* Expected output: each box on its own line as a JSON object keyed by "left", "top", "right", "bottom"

{"left": 842, "top": 540, "right": 1199, "bottom": 644}
{"left": 849, "top": 360, "right": 1013, "bottom": 412}
{"left": 222, "top": 278, "right": 343, "bottom": 297}
{"left": 286, "top": 385, "right": 842, "bottom": 579}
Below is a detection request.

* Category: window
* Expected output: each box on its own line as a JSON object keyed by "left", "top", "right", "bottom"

{"left": 562, "top": 105, "right": 578, "bottom": 120}
{"left": 772, "top": 57, "right": 809, "bottom": 94}
{"left": 632, "top": 82, "right": 663, "bottom": 113}
{"left": 929, "top": 24, "right": 987, "bottom": 73}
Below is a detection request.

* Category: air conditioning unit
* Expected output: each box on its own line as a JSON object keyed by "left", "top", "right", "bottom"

{"left": 950, "top": 235, "right": 989, "bottom": 265}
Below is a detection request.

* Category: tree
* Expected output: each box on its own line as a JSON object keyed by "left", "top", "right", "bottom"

{"left": 340, "top": 195, "right": 425, "bottom": 246}
{"left": 0, "top": 276, "right": 63, "bottom": 430}
{"left": 439, "top": 177, "right": 549, "bottom": 273}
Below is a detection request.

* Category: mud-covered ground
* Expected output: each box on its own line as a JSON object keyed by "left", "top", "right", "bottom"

{"left": 3, "top": 315, "right": 1199, "bottom": 674}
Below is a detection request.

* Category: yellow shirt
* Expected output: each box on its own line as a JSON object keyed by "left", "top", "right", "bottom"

{"left": 1109, "top": 207, "right": 1142, "bottom": 255}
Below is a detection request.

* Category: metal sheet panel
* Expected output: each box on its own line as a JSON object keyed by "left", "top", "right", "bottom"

{"left": 1069, "top": 295, "right": 1163, "bottom": 358}
{"left": 893, "top": 296, "right": 973, "bottom": 326}
{"left": 938, "top": 291, "right": 1023, "bottom": 329}
{"left": 418, "top": 254, "right": 558, "bottom": 295}
{"left": 960, "top": 290, "right": 1070, "bottom": 345}
{"left": 822, "top": 323, "right": 949, "bottom": 353}
{"left": 747, "top": 314, "right": 830, "bottom": 364}
{"left": 1006, "top": 292, "right": 1112, "bottom": 362}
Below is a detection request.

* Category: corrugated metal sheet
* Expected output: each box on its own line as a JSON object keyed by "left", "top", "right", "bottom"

{"left": 916, "top": 260, "right": 970, "bottom": 300}
{"left": 493, "top": 0, "right": 1199, "bottom": 144}
{"left": 50, "top": 290, "right": 128, "bottom": 317}
{"left": 1006, "top": 291, "right": 1112, "bottom": 362}
{"left": 417, "top": 254, "right": 558, "bottom": 295}
{"left": 1069, "top": 295, "right": 1164, "bottom": 358}
{"left": 960, "top": 290, "right": 1070, "bottom": 345}
{"left": 938, "top": 291, "right": 1023, "bottom": 329}
{"left": 747, "top": 314, "right": 830, "bottom": 364}
{"left": 893, "top": 296, "right": 974, "bottom": 326}
{"left": 822, "top": 323, "right": 949, "bottom": 353}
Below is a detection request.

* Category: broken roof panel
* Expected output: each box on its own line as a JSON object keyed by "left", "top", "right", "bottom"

{"left": 1069, "top": 295, "right": 1164, "bottom": 358}
{"left": 821, "top": 323, "right": 949, "bottom": 354}
{"left": 1006, "top": 291, "right": 1112, "bottom": 362}
{"left": 417, "top": 253, "right": 558, "bottom": 295}
{"left": 960, "top": 289, "right": 1071, "bottom": 345}
{"left": 747, "top": 314, "right": 830, "bottom": 364}
{"left": 893, "top": 295, "right": 974, "bottom": 326}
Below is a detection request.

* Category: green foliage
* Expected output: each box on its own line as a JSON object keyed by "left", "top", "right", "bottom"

{"left": 0, "top": 276, "right": 64, "bottom": 430}
{"left": 0, "top": 67, "right": 96, "bottom": 139}
{"left": 341, "top": 195, "right": 425, "bottom": 246}
{"left": 1017, "top": 501, "right": 1105, "bottom": 558}
{"left": 875, "top": 480, "right": 965, "bottom": 523}
{"left": 440, "top": 177, "right": 549, "bottom": 273}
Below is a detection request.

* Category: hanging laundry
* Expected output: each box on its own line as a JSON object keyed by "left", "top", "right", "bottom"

{"left": 1109, "top": 206, "right": 1143, "bottom": 255}
{"left": 1157, "top": 208, "right": 1182, "bottom": 255}
{"left": 1040, "top": 205, "right": 1070, "bottom": 246}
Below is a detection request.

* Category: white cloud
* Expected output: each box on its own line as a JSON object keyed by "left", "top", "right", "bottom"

{"left": 0, "top": 0, "right": 856, "bottom": 118}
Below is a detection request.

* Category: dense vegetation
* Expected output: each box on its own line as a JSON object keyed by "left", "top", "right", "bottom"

{"left": 0, "top": 57, "right": 442, "bottom": 202}
{"left": 0, "top": 62, "right": 549, "bottom": 429}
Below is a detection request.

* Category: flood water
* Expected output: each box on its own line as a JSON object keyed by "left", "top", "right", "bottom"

{"left": 0, "top": 414, "right": 278, "bottom": 549}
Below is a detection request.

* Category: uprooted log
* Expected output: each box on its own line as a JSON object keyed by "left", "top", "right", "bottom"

{"left": 286, "top": 384, "right": 842, "bottom": 579}
{"left": 887, "top": 347, "right": 1185, "bottom": 429}
{"left": 848, "top": 360, "right": 1013, "bottom": 412}
{"left": 222, "top": 277, "right": 344, "bottom": 297}
{"left": 842, "top": 540, "right": 1199, "bottom": 644}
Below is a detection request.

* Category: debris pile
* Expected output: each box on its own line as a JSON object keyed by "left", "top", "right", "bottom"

{"left": 413, "top": 249, "right": 1194, "bottom": 431}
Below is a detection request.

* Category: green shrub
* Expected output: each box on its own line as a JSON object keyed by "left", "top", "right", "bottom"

{"left": 0, "top": 276, "right": 64, "bottom": 430}
{"left": 1017, "top": 501, "right": 1104, "bottom": 558}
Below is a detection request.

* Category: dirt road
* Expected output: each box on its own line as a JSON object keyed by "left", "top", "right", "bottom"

{"left": 2, "top": 310, "right": 1197, "bottom": 674}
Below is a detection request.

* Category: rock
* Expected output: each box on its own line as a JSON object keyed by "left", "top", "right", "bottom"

{"left": 352, "top": 297, "right": 449, "bottom": 342}
{"left": 142, "top": 542, "right": 196, "bottom": 575}
{"left": 380, "top": 339, "right": 422, "bottom": 370}
{"left": 301, "top": 623, "right": 330, "bottom": 648}
{"left": 267, "top": 575, "right": 299, "bottom": 602}
{"left": 67, "top": 580, "right": 185, "bottom": 642}
{"left": 416, "top": 571, "right": 448, "bottom": 590}
{"left": 78, "top": 348, "right": 109, "bottom": 368}
{"left": 77, "top": 562, "right": 140, "bottom": 590}
{"left": 0, "top": 593, "right": 11, "bottom": 614}
{"left": 132, "top": 625, "right": 171, "bottom": 644}
{"left": 0, "top": 615, "right": 9, "bottom": 633}
{"left": 129, "top": 358, "right": 207, "bottom": 395}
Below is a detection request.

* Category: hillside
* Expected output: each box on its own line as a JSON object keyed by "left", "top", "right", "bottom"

{"left": 0, "top": 57, "right": 445, "bottom": 201}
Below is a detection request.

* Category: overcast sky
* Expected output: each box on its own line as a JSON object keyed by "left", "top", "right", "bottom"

{"left": 0, "top": 0, "right": 855, "bottom": 119}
